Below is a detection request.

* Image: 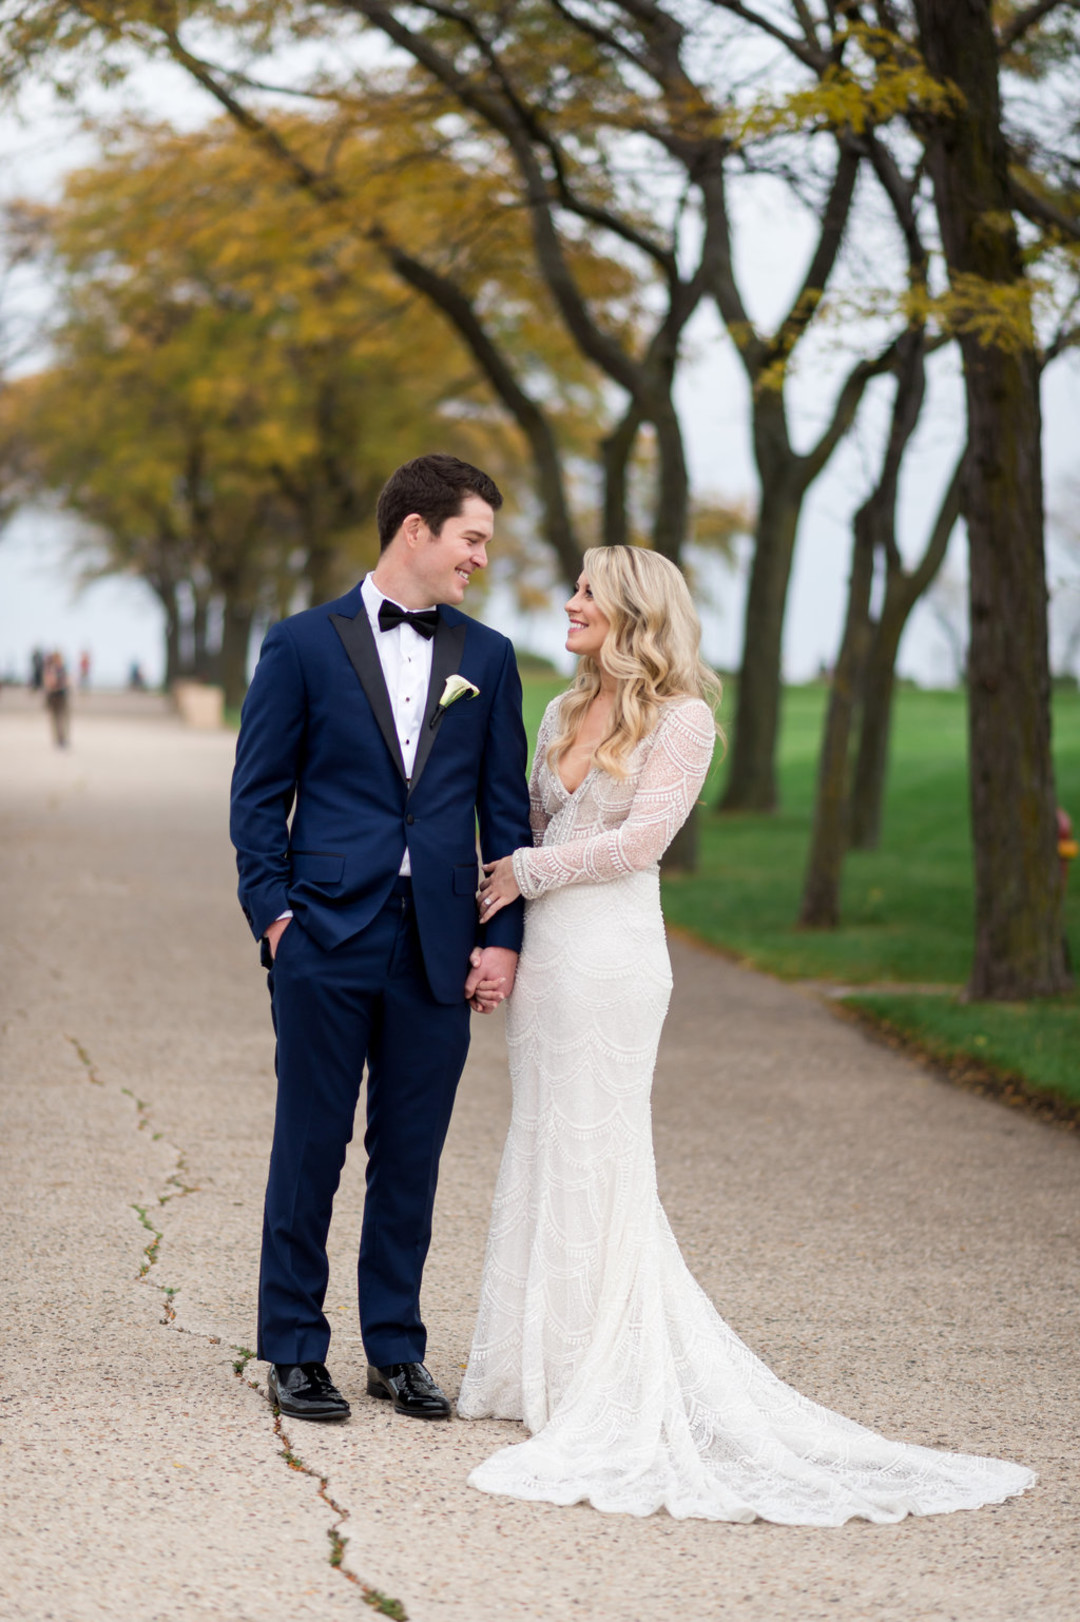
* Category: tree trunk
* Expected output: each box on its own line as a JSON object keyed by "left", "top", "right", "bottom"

{"left": 150, "top": 579, "right": 183, "bottom": 688}
{"left": 848, "top": 609, "right": 904, "bottom": 851}
{"left": 650, "top": 394, "right": 689, "bottom": 566}
{"left": 661, "top": 802, "right": 699, "bottom": 875}
{"left": 306, "top": 537, "right": 343, "bottom": 607}
{"left": 220, "top": 596, "right": 255, "bottom": 711}
{"left": 192, "top": 592, "right": 214, "bottom": 683}
{"left": 916, "top": 0, "right": 1068, "bottom": 998}
{"left": 600, "top": 401, "right": 641, "bottom": 549}
{"left": 720, "top": 419, "right": 801, "bottom": 811}
{"left": 849, "top": 449, "right": 965, "bottom": 851}
{"left": 798, "top": 519, "right": 876, "bottom": 927}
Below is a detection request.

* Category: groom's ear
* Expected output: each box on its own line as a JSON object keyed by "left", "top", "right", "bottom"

{"left": 400, "top": 512, "right": 430, "bottom": 549}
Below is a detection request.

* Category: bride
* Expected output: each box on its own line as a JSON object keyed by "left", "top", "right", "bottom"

{"left": 459, "top": 543, "right": 1034, "bottom": 1525}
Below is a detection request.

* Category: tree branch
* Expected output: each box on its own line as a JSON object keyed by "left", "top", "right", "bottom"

{"left": 697, "top": 157, "right": 768, "bottom": 377}
{"left": 799, "top": 335, "right": 900, "bottom": 483}
{"left": 1043, "top": 321, "right": 1080, "bottom": 366}
{"left": 702, "top": 0, "right": 827, "bottom": 68}
{"left": 348, "top": 1, "right": 677, "bottom": 390}
{"left": 770, "top": 142, "right": 861, "bottom": 365}
{"left": 370, "top": 230, "right": 583, "bottom": 583}
{"left": 904, "top": 448, "right": 965, "bottom": 600}
{"left": 156, "top": 26, "right": 341, "bottom": 204}
{"left": 998, "top": 0, "right": 1078, "bottom": 51}
{"left": 1008, "top": 166, "right": 1080, "bottom": 242}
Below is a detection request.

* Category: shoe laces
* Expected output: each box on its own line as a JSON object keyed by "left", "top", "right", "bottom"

{"left": 300, "top": 1361, "right": 337, "bottom": 1395}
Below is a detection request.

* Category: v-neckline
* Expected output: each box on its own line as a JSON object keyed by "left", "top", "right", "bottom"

{"left": 554, "top": 762, "right": 595, "bottom": 800}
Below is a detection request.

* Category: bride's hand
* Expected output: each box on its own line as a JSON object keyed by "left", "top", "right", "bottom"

{"left": 479, "top": 856, "right": 521, "bottom": 922}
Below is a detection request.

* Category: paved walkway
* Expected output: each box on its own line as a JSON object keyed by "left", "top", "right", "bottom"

{"left": 1, "top": 693, "right": 1077, "bottom": 1622}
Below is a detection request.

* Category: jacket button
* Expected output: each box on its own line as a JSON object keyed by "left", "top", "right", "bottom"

{"left": 406, "top": 814, "right": 415, "bottom": 825}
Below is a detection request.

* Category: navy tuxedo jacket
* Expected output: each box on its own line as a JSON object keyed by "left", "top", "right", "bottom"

{"left": 230, "top": 585, "right": 533, "bottom": 1005}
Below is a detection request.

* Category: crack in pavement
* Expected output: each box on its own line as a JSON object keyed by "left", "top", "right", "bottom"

{"left": 263, "top": 1380, "right": 410, "bottom": 1621}
{"left": 65, "top": 1033, "right": 104, "bottom": 1086}
{"left": 72, "top": 1034, "right": 406, "bottom": 1616}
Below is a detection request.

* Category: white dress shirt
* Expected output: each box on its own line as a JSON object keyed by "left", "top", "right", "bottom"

{"left": 360, "top": 572, "right": 436, "bottom": 874}
{"left": 276, "top": 573, "right": 437, "bottom": 921}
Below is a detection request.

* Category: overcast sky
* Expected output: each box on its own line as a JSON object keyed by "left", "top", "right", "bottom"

{"left": 1, "top": 55, "right": 1078, "bottom": 690}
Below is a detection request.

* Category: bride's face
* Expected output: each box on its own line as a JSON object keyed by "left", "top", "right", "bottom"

{"left": 565, "top": 575, "right": 610, "bottom": 660}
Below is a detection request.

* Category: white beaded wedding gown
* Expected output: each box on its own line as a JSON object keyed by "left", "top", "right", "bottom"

{"left": 457, "top": 694, "right": 1035, "bottom": 1523}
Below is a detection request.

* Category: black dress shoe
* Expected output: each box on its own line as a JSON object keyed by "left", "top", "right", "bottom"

{"left": 367, "top": 1361, "right": 451, "bottom": 1420}
{"left": 268, "top": 1362, "right": 351, "bottom": 1422}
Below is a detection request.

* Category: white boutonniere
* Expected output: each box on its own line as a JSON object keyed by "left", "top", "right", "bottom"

{"left": 430, "top": 673, "right": 479, "bottom": 727}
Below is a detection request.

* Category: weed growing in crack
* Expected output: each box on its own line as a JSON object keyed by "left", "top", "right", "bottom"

{"left": 232, "top": 1345, "right": 256, "bottom": 1379}
{"left": 65, "top": 1034, "right": 103, "bottom": 1085}
{"left": 362, "top": 1588, "right": 409, "bottom": 1619}
{"left": 160, "top": 1158, "right": 199, "bottom": 1203}
{"left": 120, "top": 1086, "right": 151, "bottom": 1129}
{"left": 78, "top": 1036, "right": 403, "bottom": 1613}
{"left": 266, "top": 1406, "right": 408, "bottom": 1619}
{"left": 132, "top": 1203, "right": 162, "bottom": 1275}
{"left": 131, "top": 1203, "right": 179, "bottom": 1321}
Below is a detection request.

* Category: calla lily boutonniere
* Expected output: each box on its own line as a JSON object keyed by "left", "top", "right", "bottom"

{"left": 430, "top": 673, "right": 480, "bottom": 727}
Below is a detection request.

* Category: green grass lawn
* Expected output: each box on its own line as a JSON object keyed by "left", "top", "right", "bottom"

{"left": 522, "top": 674, "right": 1080, "bottom": 1106}
{"left": 837, "top": 990, "right": 1080, "bottom": 1108}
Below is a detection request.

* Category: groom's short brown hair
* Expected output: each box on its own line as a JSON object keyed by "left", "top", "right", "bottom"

{"left": 376, "top": 454, "right": 503, "bottom": 550}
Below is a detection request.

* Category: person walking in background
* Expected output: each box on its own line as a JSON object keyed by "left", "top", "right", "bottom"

{"left": 29, "top": 648, "right": 44, "bottom": 692}
{"left": 42, "top": 652, "right": 71, "bottom": 748}
{"left": 78, "top": 649, "right": 92, "bottom": 690}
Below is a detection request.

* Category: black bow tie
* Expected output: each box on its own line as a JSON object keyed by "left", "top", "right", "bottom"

{"left": 377, "top": 600, "right": 439, "bottom": 640}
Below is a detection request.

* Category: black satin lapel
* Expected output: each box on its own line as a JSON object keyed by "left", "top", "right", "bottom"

{"left": 409, "top": 617, "right": 468, "bottom": 796}
{"left": 329, "top": 610, "right": 407, "bottom": 781}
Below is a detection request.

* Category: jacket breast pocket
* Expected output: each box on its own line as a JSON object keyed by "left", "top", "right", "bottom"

{"left": 452, "top": 861, "right": 479, "bottom": 896}
{"left": 291, "top": 850, "right": 346, "bottom": 886}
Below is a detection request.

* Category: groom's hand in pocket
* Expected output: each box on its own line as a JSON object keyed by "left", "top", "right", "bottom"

{"left": 264, "top": 916, "right": 291, "bottom": 960}
{"left": 465, "top": 946, "right": 518, "bottom": 1013}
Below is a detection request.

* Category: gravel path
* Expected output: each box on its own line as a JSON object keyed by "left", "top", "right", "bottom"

{"left": 1, "top": 693, "right": 1077, "bottom": 1622}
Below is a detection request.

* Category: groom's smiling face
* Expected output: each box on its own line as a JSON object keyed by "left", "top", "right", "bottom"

{"left": 408, "top": 495, "right": 494, "bottom": 607}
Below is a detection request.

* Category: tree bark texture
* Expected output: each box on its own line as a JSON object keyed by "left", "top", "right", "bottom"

{"left": 915, "top": 0, "right": 1068, "bottom": 997}
{"left": 849, "top": 453, "right": 964, "bottom": 850}
{"left": 798, "top": 520, "right": 876, "bottom": 928}
{"left": 650, "top": 393, "right": 690, "bottom": 564}
{"left": 601, "top": 402, "right": 642, "bottom": 550}
{"left": 220, "top": 596, "right": 255, "bottom": 712}
{"left": 151, "top": 580, "right": 182, "bottom": 689}
{"left": 661, "top": 802, "right": 699, "bottom": 875}
{"left": 848, "top": 611, "right": 904, "bottom": 853}
{"left": 720, "top": 401, "right": 802, "bottom": 811}
{"left": 191, "top": 594, "right": 214, "bottom": 683}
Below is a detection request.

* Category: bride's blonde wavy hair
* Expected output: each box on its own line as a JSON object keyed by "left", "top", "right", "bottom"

{"left": 548, "top": 545, "right": 724, "bottom": 780}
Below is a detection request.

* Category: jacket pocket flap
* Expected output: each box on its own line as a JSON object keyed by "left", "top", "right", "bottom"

{"left": 291, "top": 851, "right": 345, "bottom": 885}
{"left": 452, "top": 861, "right": 479, "bottom": 896}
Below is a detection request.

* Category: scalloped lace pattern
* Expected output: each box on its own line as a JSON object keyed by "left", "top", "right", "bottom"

{"left": 458, "top": 696, "right": 1035, "bottom": 1522}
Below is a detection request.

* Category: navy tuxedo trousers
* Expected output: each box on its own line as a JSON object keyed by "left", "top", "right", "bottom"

{"left": 258, "top": 879, "right": 471, "bottom": 1368}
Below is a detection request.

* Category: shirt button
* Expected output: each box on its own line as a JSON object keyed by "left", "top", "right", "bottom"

{"left": 406, "top": 814, "right": 415, "bottom": 825}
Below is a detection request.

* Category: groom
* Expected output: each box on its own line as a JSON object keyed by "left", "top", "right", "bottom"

{"left": 230, "top": 454, "right": 532, "bottom": 1423}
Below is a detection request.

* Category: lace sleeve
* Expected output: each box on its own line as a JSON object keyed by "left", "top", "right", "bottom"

{"left": 527, "top": 699, "right": 559, "bottom": 847}
{"left": 511, "top": 699, "right": 715, "bottom": 899}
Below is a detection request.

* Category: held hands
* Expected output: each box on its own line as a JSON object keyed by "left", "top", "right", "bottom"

{"left": 465, "top": 859, "right": 522, "bottom": 1011}
{"left": 465, "top": 946, "right": 518, "bottom": 1014}
{"left": 478, "top": 856, "right": 521, "bottom": 923}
